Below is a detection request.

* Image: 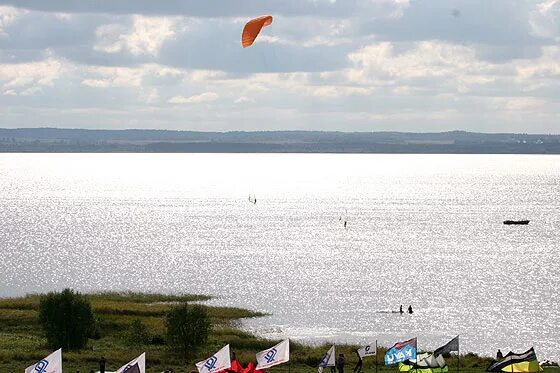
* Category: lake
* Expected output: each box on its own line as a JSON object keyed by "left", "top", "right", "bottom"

{"left": 0, "top": 153, "right": 558, "bottom": 359}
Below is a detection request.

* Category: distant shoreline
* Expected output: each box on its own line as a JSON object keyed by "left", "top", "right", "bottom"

{"left": 1, "top": 128, "right": 560, "bottom": 154}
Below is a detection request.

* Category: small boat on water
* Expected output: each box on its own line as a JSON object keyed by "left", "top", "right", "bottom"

{"left": 503, "top": 220, "right": 530, "bottom": 225}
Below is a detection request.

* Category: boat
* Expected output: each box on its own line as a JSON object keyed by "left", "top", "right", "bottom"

{"left": 503, "top": 220, "right": 530, "bottom": 225}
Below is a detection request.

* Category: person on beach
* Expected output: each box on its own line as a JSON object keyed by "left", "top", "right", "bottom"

{"left": 399, "top": 305, "right": 404, "bottom": 314}
{"left": 353, "top": 350, "right": 363, "bottom": 373}
{"left": 337, "top": 353, "right": 346, "bottom": 373}
{"left": 407, "top": 305, "right": 413, "bottom": 314}
{"left": 497, "top": 349, "right": 503, "bottom": 360}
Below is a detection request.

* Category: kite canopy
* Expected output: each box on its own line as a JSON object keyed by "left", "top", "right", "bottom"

{"left": 486, "top": 348, "right": 543, "bottom": 373}
{"left": 241, "top": 15, "right": 273, "bottom": 48}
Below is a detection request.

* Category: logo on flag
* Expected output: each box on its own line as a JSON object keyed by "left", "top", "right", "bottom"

{"left": 256, "top": 339, "right": 290, "bottom": 370}
{"left": 358, "top": 343, "right": 376, "bottom": 358}
{"left": 265, "top": 348, "right": 277, "bottom": 363}
{"left": 25, "top": 349, "right": 62, "bottom": 373}
{"left": 384, "top": 338, "right": 417, "bottom": 365}
{"left": 204, "top": 356, "right": 218, "bottom": 370}
{"left": 34, "top": 360, "right": 49, "bottom": 373}
{"left": 196, "top": 345, "right": 231, "bottom": 373}
{"left": 116, "top": 352, "right": 146, "bottom": 373}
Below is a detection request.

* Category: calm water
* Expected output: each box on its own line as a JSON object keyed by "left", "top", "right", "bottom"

{"left": 1, "top": 154, "right": 559, "bottom": 360}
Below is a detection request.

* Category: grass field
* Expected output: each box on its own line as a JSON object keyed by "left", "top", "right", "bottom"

{"left": 0, "top": 292, "right": 556, "bottom": 373}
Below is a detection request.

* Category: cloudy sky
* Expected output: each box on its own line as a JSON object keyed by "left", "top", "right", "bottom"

{"left": 0, "top": 0, "right": 559, "bottom": 133}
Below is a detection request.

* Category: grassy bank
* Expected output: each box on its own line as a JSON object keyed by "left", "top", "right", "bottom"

{"left": 0, "top": 292, "right": 555, "bottom": 373}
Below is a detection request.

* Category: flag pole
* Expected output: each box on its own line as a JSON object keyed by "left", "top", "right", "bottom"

{"left": 457, "top": 336, "right": 460, "bottom": 373}
{"left": 416, "top": 337, "right": 419, "bottom": 373}
{"left": 375, "top": 340, "right": 378, "bottom": 373}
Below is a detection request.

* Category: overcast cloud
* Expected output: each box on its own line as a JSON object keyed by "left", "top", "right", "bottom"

{"left": 0, "top": 0, "right": 559, "bottom": 133}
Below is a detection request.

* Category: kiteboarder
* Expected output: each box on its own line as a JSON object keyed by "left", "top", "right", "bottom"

{"left": 407, "top": 305, "right": 413, "bottom": 314}
{"left": 399, "top": 305, "right": 404, "bottom": 314}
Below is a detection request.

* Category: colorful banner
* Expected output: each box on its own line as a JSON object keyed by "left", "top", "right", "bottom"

{"left": 384, "top": 338, "right": 417, "bottom": 365}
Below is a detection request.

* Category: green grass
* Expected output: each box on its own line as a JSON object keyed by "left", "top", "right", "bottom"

{"left": 0, "top": 292, "right": 556, "bottom": 373}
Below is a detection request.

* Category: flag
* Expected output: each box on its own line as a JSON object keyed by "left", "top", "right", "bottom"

{"left": 358, "top": 343, "right": 376, "bottom": 359}
{"left": 318, "top": 345, "right": 336, "bottom": 373}
{"left": 434, "top": 336, "right": 459, "bottom": 357}
{"left": 116, "top": 353, "right": 145, "bottom": 373}
{"left": 385, "top": 338, "right": 417, "bottom": 365}
{"left": 256, "top": 339, "right": 290, "bottom": 370}
{"left": 25, "top": 349, "right": 62, "bottom": 373}
{"left": 197, "top": 345, "right": 232, "bottom": 373}
{"left": 486, "top": 348, "right": 543, "bottom": 373}
{"left": 434, "top": 336, "right": 459, "bottom": 356}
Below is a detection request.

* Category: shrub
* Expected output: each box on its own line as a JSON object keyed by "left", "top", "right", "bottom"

{"left": 126, "top": 318, "right": 151, "bottom": 346}
{"left": 165, "top": 303, "right": 211, "bottom": 357}
{"left": 38, "top": 288, "right": 95, "bottom": 350}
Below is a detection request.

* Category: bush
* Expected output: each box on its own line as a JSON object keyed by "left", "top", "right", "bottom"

{"left": 165, "top": 303, "right": 211, "bottom": 357}
{"left": 126, "top": 318, "right": 151, "bottom": 346}
{"left": 38, "top": 288, "right": 95, "bottom": 350}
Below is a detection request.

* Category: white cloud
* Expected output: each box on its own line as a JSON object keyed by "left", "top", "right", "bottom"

{"left": 530, "top": 0, "right": 560, "bottom": 40}
{"left": 94, "top": 16, "right": 177, "bottom": 56}
{"left": 169, "top": 92, "right": 219, "bottom": 104}
{"left": 0, "top": 58, "right": 64, "bottom": 94}
{"left": 94, "top": 24, "right": 128, "bottom": 54}
{"left": 234, "top": 96, "right": 255, "bottom": 104}
{"left": 82, "top": 79, "right": 111, "bottom": 88}
{"left": 0, "top": 5, "right": 26, "bottom": 38}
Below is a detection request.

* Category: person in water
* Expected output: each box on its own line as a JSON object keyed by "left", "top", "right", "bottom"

{"left": 407, "top": 305, "right": 413, "bottom": 314}
{"left": 353, "top": 350, "right": 363, "bottom": 373}
{"left": 399, "top": 305, "right": 404, "bottom": 314}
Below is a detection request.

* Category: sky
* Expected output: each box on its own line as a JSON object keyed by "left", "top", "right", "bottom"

{"left": 0, "top": 0, "right": 559, "bottom": 133}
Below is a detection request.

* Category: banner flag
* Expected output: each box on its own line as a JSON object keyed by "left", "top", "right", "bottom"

{"left": 25, "top": 349, "right": 62, "bottom": 373}
{"left": 256, "top": 339, "right": 290, "bottom": 370}
{"left": 434, "top": 336, "right": 459, "bottom": 357}
{"left": 486, "top": 348, "right": 542, "bottom": 372}
{"left": 318, "top": 345, "right": 336, "bottom": 373}
{"left": 197, "top": 345, "right": 232, "bottom": 373}
{"left": 358, "top": 343, "right": 376, "bottom": 359}
{"left": 116, "top": 352, "right": 146, "bottom": 373}
{"left": 385, "top": 338, "right": 417, "bottom": 365}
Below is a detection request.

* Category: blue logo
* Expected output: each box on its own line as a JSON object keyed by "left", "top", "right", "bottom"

{"left": 204, "top": 356, "right": 218, "bottom": 371}
{"left": 265, "top": 348, "right": 277, "bottom": 364}
{"left": 34, "top": 360, "right": 49, "bottom": 373}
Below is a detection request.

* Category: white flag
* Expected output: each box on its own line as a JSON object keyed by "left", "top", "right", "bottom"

{"left": 318, "top": 345, "right": 336, "bottom": 373}
{"left": 358, "top": 343, "right": 376, "bottom": 358}
{"left": 196, "top": 344, "right": 231, "bottom": 373}
{"left": 256, "top": 339, "right": 290, "bottom": 370}
{"left": 25, "top": 349, "right": 62, "bottom": 373}
{"left": 25, "top": 348, "right": 62, "bottom": 373}
{"left": 115, "top": 352, "right": 146, "bottom": 373}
